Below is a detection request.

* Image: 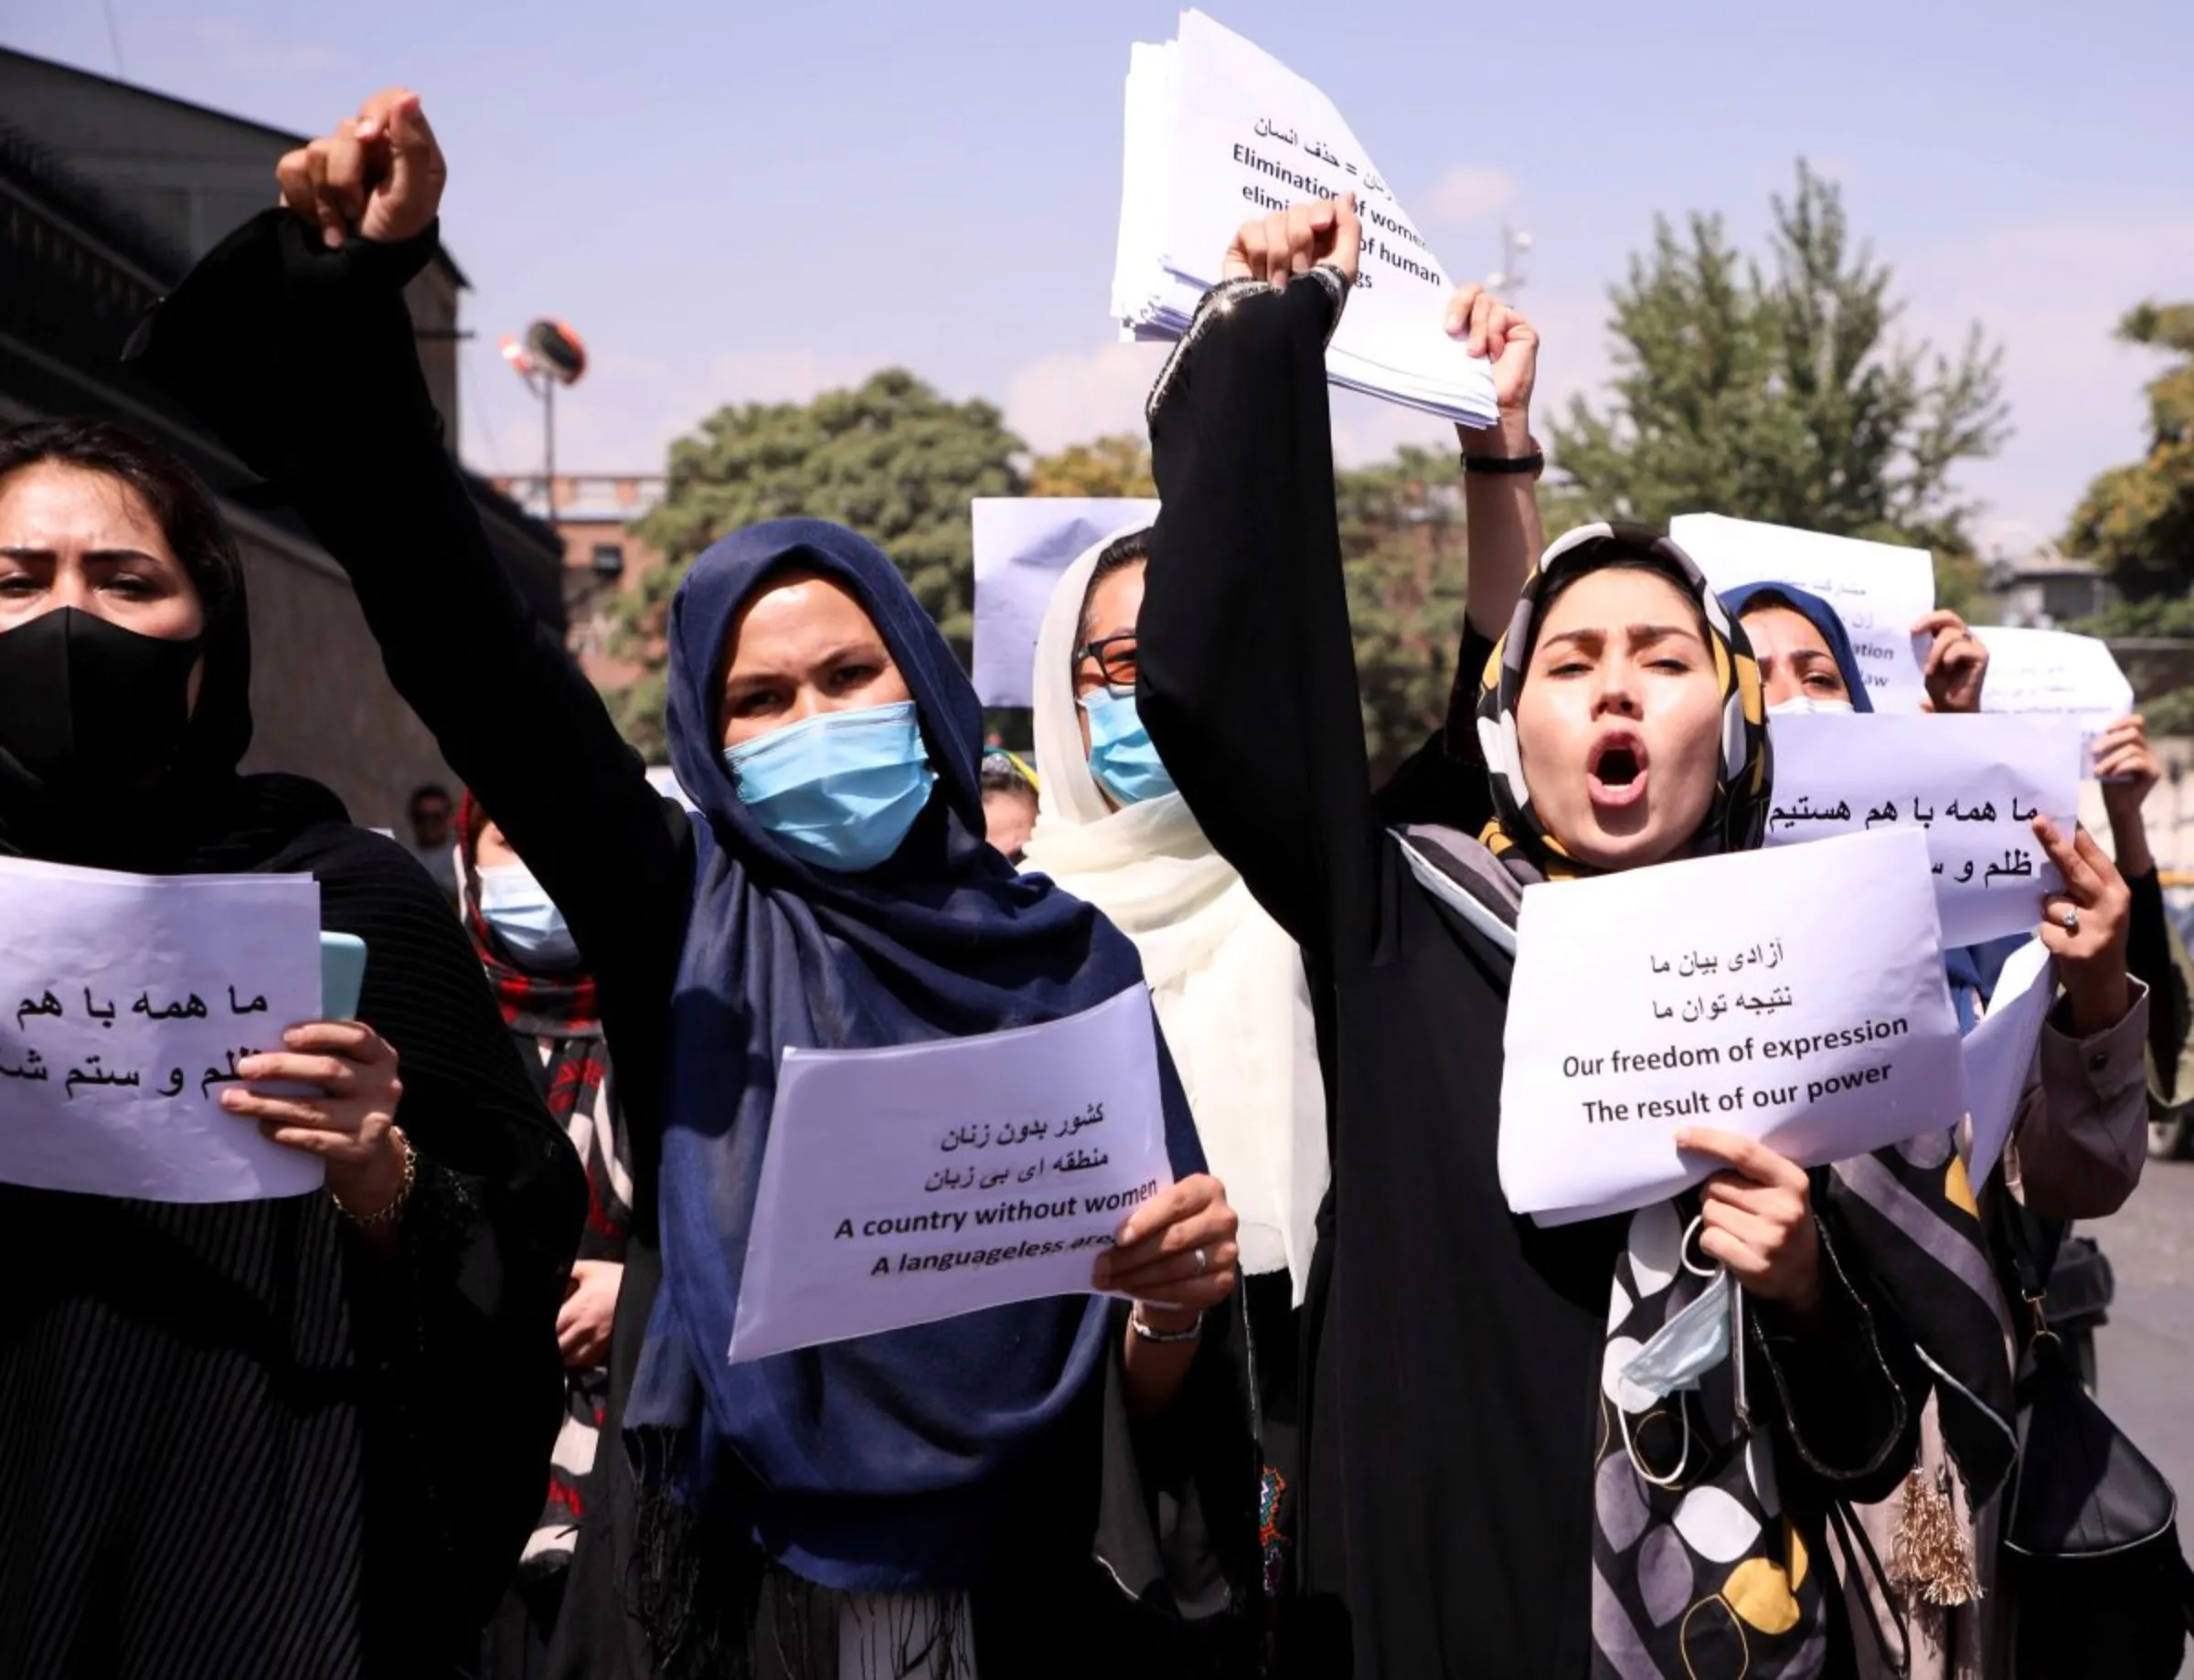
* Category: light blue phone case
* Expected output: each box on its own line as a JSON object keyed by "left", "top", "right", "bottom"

{"left": 320, "top": 932, "right": 367, "bottom": 1020}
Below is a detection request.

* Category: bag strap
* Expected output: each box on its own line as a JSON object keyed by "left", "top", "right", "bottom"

{"left": 1988, "top": 1186, "right": 2068, "bottom": 1344}
{"left": 1827, "top": 1500, "right": 1911, "bottom": 1676}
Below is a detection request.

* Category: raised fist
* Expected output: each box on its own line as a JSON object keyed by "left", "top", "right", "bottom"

{"left": 274, "top": 88, "right": 446, "bottom": 250}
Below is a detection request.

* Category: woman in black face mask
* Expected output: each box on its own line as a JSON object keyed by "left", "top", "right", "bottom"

{"left": 0, "top": 418, "right": 586, "bottom": 1679}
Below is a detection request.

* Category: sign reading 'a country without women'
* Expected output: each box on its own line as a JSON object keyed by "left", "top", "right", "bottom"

{"left": 1499, "top": 830, "right": 1966, "bottom": 1226}
{"left": 729, "top": 984, "right": 1176, "bottom": 1364}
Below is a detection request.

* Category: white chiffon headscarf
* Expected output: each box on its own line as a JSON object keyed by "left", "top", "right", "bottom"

{"left": 1019, "top": 527, "right": 1328, "bottom": 1302}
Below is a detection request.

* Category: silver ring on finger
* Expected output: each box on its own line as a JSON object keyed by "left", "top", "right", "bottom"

{"left": 1193, "top": 1247, "right": 1209, "bottom": 1277}
{"left": 2061, "top": 905, "right": 2080, "bottom": 934}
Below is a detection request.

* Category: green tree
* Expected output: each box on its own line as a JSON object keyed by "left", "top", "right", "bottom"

{"left": 1551, "top": 162, "right": 2008, "bottom": 559}
{"left": 2063, "top": 302, "right": 2194, "bottom": 602}
{"left": 611, "top": 370, "right": 1024, "bottom": 755}
{"left": 1332, "top": 449, "right": 1595, "bottom": 776}
{"left": 1026, "top": 434, "right": 1156, "bottom": 498}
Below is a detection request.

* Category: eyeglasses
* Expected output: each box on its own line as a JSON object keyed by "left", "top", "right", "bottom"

{"left": 1074, "top": 632, "right": 1139, "bottom": 690}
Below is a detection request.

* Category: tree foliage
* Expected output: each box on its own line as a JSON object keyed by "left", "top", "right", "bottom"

{"left": 610, "top": 370, "right": 1024, "bottom": 755}
{"left": 1551, "top": 162, "right": 2008, "bottom": 559}
{"left": 1026, "top": 434, "right": 1156, "bottom": 498}
{"left": 2062, "top": 302, "right": 2194, "bottom": 601}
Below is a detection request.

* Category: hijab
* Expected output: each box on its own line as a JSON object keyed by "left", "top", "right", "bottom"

{"left": 1475, "top": 522, "right": 1771, "bottom": 888}
{"left": 1022, "top": 527, "right": 1326, "bottom": 1301}
{"left": 457, "top": 790, "right": 601, "bottom": 1035}
{"left": 625, "top": 518, "right": 1199, "bottom": 1594}
{"left": 0, "top": 431, "right": 346, "bottom": 872}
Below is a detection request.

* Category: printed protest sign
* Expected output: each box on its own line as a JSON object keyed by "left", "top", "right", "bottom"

{"left": 1669, "top": 514, "right": 1936, "bottom": 712}
{"left": 729, "top": 984, "right": 1175, "bottom": 1363}
{"left": 1500, "top": 830, "right": 1965, "bottom": 1225}
{"left": 1763, "top": 712, "right": 2083, "bottom": 946}
{"left": 972, "top": 497, "right": 1159, "bottom": 707}
{"left": 0, "top": 856, "right": 325, "bottom": 1201}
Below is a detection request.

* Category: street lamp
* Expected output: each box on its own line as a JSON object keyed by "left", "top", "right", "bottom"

{"left": 498, "top": 318, "right": 587, "bottom": 518}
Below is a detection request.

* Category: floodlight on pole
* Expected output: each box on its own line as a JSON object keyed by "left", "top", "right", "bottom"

{"left": 1486, "top": 225, "right": 1534, "bottom": 294}
{"left": 499, "top": 318, "right": 587, "bottom": 517}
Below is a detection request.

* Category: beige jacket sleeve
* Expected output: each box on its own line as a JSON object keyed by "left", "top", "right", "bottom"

{"left": 2006, "top": 978, "right": 2151, "bottom": 1220}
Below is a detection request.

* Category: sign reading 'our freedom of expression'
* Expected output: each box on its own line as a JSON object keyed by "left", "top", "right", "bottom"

{"left": 1499, "top": 830, "right": 1966, "bottom": 1226}
{"left": 0, "top": 856, "right": 325, "bottom": 1203}
{"left": 728, "top": 984, "right": 1177, "bottom": 1364}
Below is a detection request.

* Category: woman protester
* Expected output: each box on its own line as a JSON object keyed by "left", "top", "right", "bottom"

{"left": 1132, "top": 195, "right": 2021, "bottom": 1677}
{"left": 0, "top": 419, "right": 586, "bottom": 1677}
{"left": 133, "top": 90, "right": 1254, "bottom": 1680}
{"left": 1728, "top": 583, "right": 2147, "bottom": 1676}
{"left": 459, "top": 797, "right": 635, "bottom": 1678}
{"left": 1017, "top": 284, "right": 1540, "bottom": 1623}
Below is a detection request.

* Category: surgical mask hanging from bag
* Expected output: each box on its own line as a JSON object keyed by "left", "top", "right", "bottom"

{"left": 1620, "top": 1270, "right": 1733, "bottom": 1398}
{"left": 477, "top": 863, "right": 581, "bottom": 969}
{"left": 1767, "top": 696, "right": 1855, "bottom": 718}
{"left": 1081, "top": 689, "right": 1177, "bottom": 806}
{"left": 0, "top": 607, "right": 200, "bottom": 790}
{"left": 722, "top": 699, "right": 937, "bottom": 871}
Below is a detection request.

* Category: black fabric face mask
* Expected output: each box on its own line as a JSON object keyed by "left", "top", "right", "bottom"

{"left": 0, "top": 607, "right": 202, "bottom": 791}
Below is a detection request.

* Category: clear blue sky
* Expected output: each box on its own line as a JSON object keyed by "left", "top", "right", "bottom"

{"left": 8, "top": 0, "right": 2191, "bottom": 549}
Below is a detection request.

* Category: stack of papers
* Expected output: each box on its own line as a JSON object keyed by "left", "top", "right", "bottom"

{"left": 1111, "top": 11, "right": 1499, "bottom": 429}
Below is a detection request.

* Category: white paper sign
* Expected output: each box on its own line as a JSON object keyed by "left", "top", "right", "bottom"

{"left": 1962, "top": 936, "right": 2055, "bottom": 1188}
{"left": 728, "top": 984, "right": 1176, "bottom": 1364}
{"left": 1974, "top": 626, "right": 2136, "bottom": 780}
{"left": 1499, "top": 830, "right": 1965, "bottom": 1224}
{"left": 1763, "top": 713, "right": 2082, "bottom": 947}
{"left": 1112, "top": 13, "right": 1498, "bottom": 427}
{"left": 1668, "top": 514, "right": 1936, "bottom": 712}
{"left": 0, "top": 856, "right": 325, "bottom": 1202}
{"left": 972, "top": 497, "right": 1160, "bottom": 707}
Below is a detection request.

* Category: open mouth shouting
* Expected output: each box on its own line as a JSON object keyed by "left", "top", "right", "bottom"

{"left": 1587, "top": 730, "right": 1649, "bottom": 812}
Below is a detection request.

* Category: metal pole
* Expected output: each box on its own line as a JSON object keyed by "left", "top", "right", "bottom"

{"left": 542, "top": 377, "right": 557, "bottom": 518}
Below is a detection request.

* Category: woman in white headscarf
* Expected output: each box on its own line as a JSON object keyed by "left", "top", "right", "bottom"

{"left": 1021, "top": 521, "right": 1326, "bottom": 1627}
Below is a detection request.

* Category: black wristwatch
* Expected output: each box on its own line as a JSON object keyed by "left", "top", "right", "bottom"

{"left": 1461, "top": 449, "right": 1545, "bottom": 477}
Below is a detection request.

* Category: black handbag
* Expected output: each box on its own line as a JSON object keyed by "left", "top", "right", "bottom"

{"left": 1995, "top": 1198, "right": 2194, "bottom": 1679}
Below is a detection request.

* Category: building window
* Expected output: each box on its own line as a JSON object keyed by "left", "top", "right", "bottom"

{"left": 591, "top": 542, "right": 625, "bottom": 579}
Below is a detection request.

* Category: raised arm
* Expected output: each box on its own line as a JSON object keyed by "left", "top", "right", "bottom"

{"left": 129, "top": 91, "right": 684, "bottom": 981}
{"left": 1443, "top": 285, "right": 1545, "bottom": 639}
{"left": 1135, "top": 197, "right": 1382, "bottom": 967}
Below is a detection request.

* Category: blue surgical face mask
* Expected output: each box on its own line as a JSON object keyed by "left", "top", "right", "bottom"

{"left": 1619, "top": 1270, "right": 1732, "bottom": 1398}
{"left": 477, "top": 863, "right": 581, "bottom": 970}
{"left": 1081, "top": 688, "right": 1177, "bottom": 806}
{"left": 1768, "top": 696, "right": 1855, "bottom": 717}
{"left": 722, "top": 698, "right": 937, "bottom": 872}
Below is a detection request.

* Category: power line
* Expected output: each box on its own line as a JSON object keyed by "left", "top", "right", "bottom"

{"left": 99, "top": 0, "right": 126, "bottom": 78}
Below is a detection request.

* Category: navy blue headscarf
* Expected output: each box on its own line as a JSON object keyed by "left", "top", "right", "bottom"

{"left": 1722, "top": 581, "right": 1996, "bottom": 1028}
{"left": 626, "top": 518, "right": 1201, "bottom": 1592}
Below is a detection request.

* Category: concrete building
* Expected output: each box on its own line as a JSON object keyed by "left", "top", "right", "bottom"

{"left": 490, "top": 472, "right": 668, "bottom": 690}
{"left": 0, "top": 48, "right": 564, "bottom": 829}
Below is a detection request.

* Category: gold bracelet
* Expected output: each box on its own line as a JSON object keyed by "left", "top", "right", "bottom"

{"left": 334, "top": 1127, "right": 415, "bottom": 1229}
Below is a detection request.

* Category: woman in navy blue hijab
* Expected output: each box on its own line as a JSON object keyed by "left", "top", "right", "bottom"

{"left": 135, "top": 89, "right": 1254, "bottom": 1680}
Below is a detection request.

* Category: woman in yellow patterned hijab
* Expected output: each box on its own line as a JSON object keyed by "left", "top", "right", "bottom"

{"left": 1473, "top": 521, "right": 1770, "bottom": 886}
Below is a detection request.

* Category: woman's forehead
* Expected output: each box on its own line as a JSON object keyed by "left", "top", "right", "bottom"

{"left": 725, "top": 569, "right": 886, "bottom": 669}
{"left": 1741, "top": 603, "right": 1835, "bottom": 656}
{"left": 1539, "top": 564, "right": 1699, "bottom": 633}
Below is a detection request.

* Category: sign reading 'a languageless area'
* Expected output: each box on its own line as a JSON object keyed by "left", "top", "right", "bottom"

{"left": 728, "top": 984, "right": 1176, "bottom": 1365}
{"left": 1499, "top": 830, "right": 1966, "bottom": 1226}
{"left": 0, "top": 855, "right": 326, "bottom": 1202}
{"left": 1763, "top": 712, "right": 2083, "bottom": 947}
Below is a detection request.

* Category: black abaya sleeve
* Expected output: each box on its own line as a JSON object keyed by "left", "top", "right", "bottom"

{"left": 130, "top": 213, "right": 689, "bottom": 1032}
{"left": 1136, "top": 277, "right": 1384, "bottom": 972}
{"left": 298, "top": 824, "right": 587, "bottom": 1659}
{"left": 2123, "top": 867, "right": 2189, "bottom": 1092}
